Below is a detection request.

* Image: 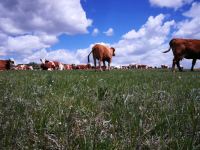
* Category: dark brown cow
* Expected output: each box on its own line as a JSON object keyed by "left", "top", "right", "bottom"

{"left": 137, "top": 64, "right": 147, "bottom": 69}
{"left": 161, "top": 64, "right": 169, "bottom": 69}
{"left": 0, "top": 59, "right": 15, "bottom": 70}
{"left": 88, "top": 44, "right": 115, "bottom": 71}
{"left": 163, "top": 38, "right": 200, "bottom": 71}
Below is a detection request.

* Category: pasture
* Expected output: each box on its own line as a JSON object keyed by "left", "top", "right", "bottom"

{"left": 0, "top": 70, "right": 199, "bottom": 149}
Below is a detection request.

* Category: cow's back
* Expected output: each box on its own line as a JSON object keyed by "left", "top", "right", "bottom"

{"left": 0, "top": 60, "right": 9, "bottom": 70}
{"left": 171, "top": 39, "right": 200, "bottom": 59}
{"left": 92, "top": 44, "right": 111, "bottom": 60}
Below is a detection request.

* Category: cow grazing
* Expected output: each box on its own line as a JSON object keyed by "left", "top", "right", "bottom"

{"left": 14, "top": 64, "right": 33, "bottom": 70}
{"left": 40, "top": 59, "right": 64, "bottom": 70}
{"left": 163, "top": 38, "right": 200, "bottom": 71}
{"left": 129, "top": 64, "right": 138, "bottom": 69}
{"left": 147, "top": 66, "right": 153, "bottom": 69}
{"left": 161, "top": 64, "right": 169, "bottom": 69}
{"left": 64, "top": 64, "right": 73, "bottom": 70}
{"left": 76, "top": 64, "right": 92, "bottom": 70}
{"left": 0, "top": 59, "right": 15, "bottom": 70}
{"left": 137, "top": 64, "right": 147, "bottom": 69}
{"left": 88, "top": 44, "right": 115, "bottom": 71}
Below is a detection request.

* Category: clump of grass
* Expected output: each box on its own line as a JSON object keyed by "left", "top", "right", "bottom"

{"left": 0, "top": 70, "right": 199, "bottom": 149}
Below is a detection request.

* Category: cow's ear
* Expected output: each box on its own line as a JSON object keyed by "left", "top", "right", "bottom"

{"left": 40, "top": 58, "right": 45, "bottom": 64}
{"left": 40, "top": 59, "right": 43, "bottom": 63}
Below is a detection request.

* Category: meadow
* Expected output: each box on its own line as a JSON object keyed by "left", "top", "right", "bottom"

{"left": 0, "top": 69, "right": 199, "bottom": 149}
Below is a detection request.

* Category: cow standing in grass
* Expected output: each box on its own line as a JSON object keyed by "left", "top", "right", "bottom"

{"left": 88, "top": 44, "right": 115, "bottom": 71}
{"left": 0, "top": 59, "right": 15, "bottom": 70}
{"left": 163, "top": 38, "right": 200, "bottom": 71}
{"left": 40, "top": 59, "right": 64, "bottom": 70}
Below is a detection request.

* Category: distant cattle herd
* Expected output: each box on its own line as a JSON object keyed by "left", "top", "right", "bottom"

{"left": 0, "top": 38, "right": 200, "bottom": 72}
{"left": 0, "top": 58, "right": 168, "bottom": 71}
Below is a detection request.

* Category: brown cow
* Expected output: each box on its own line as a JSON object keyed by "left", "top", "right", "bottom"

{"left": 64, "top": 64, "right": 73, "bottom": 70}
{"left": 163, "top": 38, "right": 200, "bottom": 71}
{"left": 0, "top": 59, "right": 15, "bottom": 70}
{"left": 14, "top": 64, "right": 33, "bottom": 70}
{"left": 137, "top": 64, "right": 147, "bottom": 69}
{"left": 88, "top": 44, "right": 115, "bottom": 71}
{"left": 76, "top": 64, "right": 92, "bottom": 70}
{"left": 40, "top": 59, "right": 64, "bottom": 70}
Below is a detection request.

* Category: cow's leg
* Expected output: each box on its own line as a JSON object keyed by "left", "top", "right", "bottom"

{"left": 103, "top": 61, "right": 106, "bottom": 70}
{"left": 191, "top": 59, "right": 196, "bottom": 71}
{"left": 108, "top": 63, "right": 110, "bottom": 70}
{"left": 108, "top": 60, "right": 111, "bottom": 70}
{"left": 172, "top": 58, "right": 176, "bottom": 72}
{"left": 94, "top": 58, "right": 97, "bottom": 71}
{"left": 98, "top": 60, "right": 102, "bottom": 71}
{"left": 176, "top": 60, "right": 183, "bottom": 72}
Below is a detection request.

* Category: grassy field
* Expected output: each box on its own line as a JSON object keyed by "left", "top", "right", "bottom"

{"left": 0, "top": 70, "right": 200, "bottom": 149}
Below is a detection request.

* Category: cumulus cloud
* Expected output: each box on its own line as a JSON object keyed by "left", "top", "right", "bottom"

{"left": 0, "top": 0, "right": 92, "bottom": 60}
{"left": 0, "top": 50, "right": 6, "bottom": 56}
{"left": 0, "top": 0, "right": 92, "bottom": 36}
{"left": 112, "top": 14, "right": 175, "bottom": 67}
{"left": 149, "top": 0, "right": 193, "bottom": 9}
{"left": 22, "top": 49, "right": 79, "bottom": 64}
{"left": 104, "top": 28, "right": 114, "bottom": 36}
{"left": 173, "top": 2, "right": 200, "bottom": 38}
{"left": 183, "top": 2, "right": 200, "bottom": 17}
{"left": 1, "top": 34, "right": 58, "bottom": 56}
{"left": 92, "top": 28, "right": 99, "bottom": 36}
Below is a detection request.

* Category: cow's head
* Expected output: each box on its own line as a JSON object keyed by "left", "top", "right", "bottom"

{"left": 28, "top": 66, "right": 33, "bottom": 70}
{"left": 110, "top": 47, "right": 115, "bottom": 56}
{"left": 9, "top": 58, "right": 16, "bottom": 68}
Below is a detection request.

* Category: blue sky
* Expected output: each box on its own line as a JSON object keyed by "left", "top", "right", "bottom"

{"left": 52, "top": 0, "right": 184, "bottom": 50}
{"left": 0, "top": 0, "right": 200, "bottom": 68}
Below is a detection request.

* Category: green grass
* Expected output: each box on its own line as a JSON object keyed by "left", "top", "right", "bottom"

{"left": 0, "top": 70, "right": 200, "bottom": 149}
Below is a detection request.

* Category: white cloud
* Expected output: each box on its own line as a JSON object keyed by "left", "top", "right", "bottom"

{"left": 173, "top": 18, "right": 200, "bottom": 38}
{"left": 173, "top": 2, "right": 200, "bottom": 38}
{"left": 183, "top": 2, "right": 200, "bottom": 18}
{"left": 0, "top": 0, "right": 92, "bottom": 59}
{"left": 3, "top": 34, "right": 58, "bottom": 55}
{"left": 0, "top": 50, "right": 6, "bottom": 56}
{"left": 92, "top": 28, "right": 99, "bottom": 36}
{"left": 0, "top": 0, "right": 92, "bottom": 36}
{"left": 22, "top": 49, "right": 79, "bottom": 64}
{"left": 112, "top": 14, "right": 175, "bottom": 67}
{"left": 104, "top": 28, "right": 114, "bottom": 36}
{"left": 149, "top": 0, "right": 193, "bottom": 9}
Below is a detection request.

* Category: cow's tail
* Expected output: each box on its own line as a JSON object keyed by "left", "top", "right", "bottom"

{"left": 163, "top": 47, "right": 171, "bottom": 53}
{"left": 163, "top": 39, "right": 174, "bottom": 53}
{"left": 88, "top": 50, "right": 93, "bottom": 64}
